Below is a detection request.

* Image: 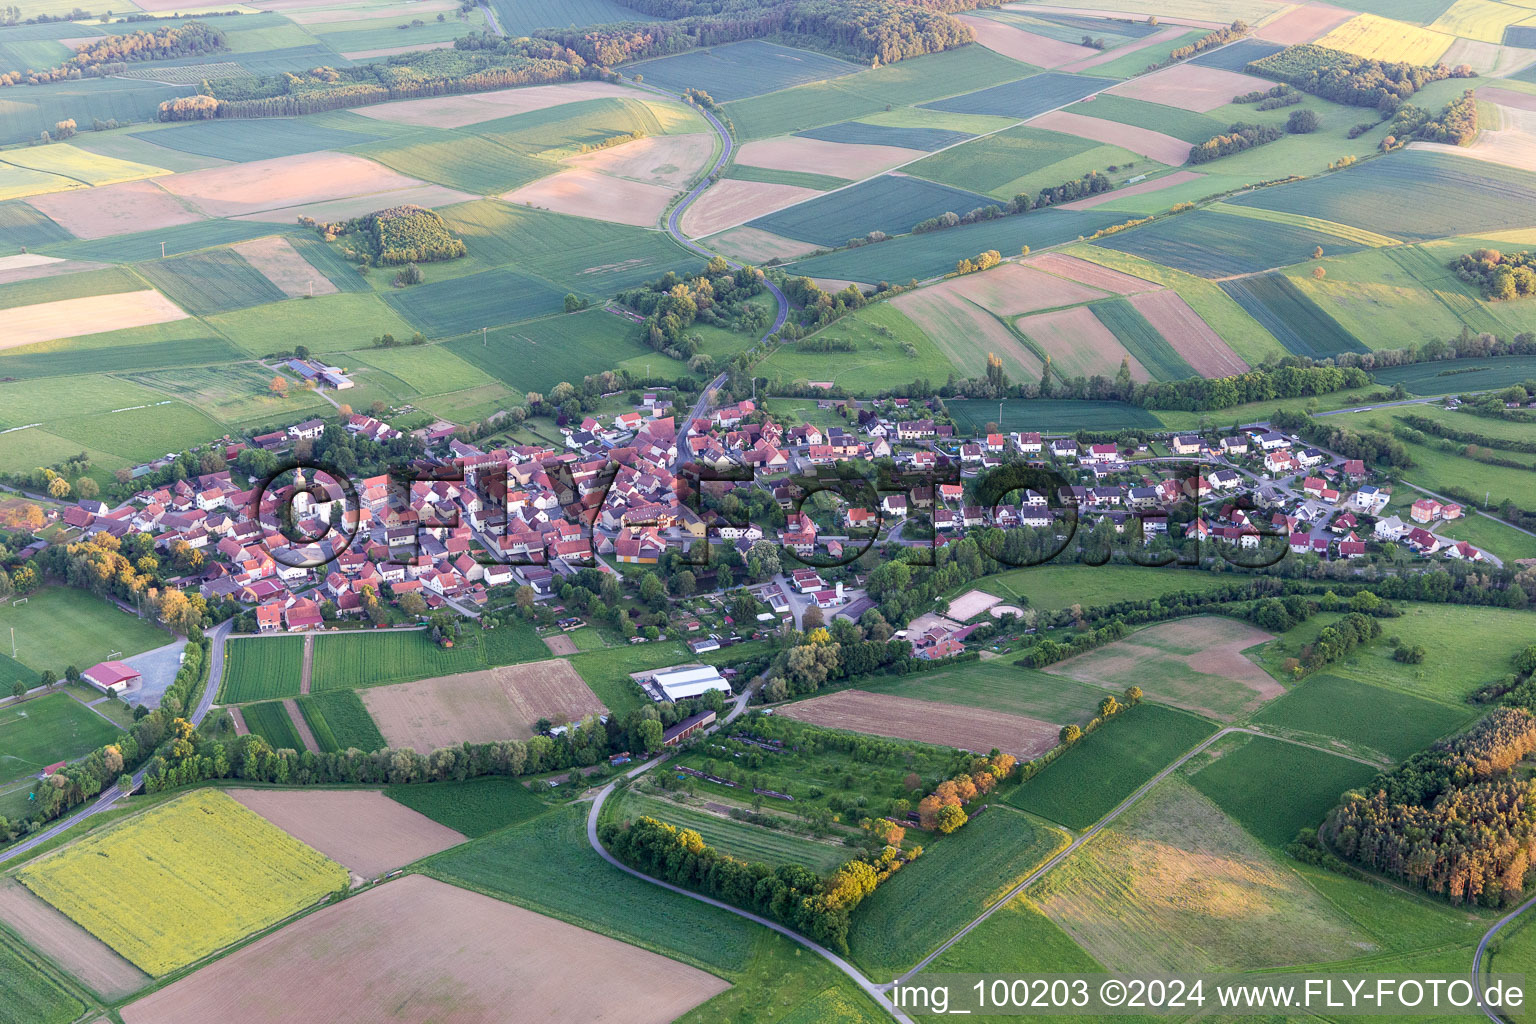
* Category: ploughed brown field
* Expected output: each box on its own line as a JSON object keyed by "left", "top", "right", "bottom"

{"left": 778, "top": 689, "right": 1060, "bottom": 759}
{"left": 119, "top": 874, "right": 730, "bottom": 1024}
{"left": 680, "top": 178, "right": 820, "bottom": 236}
{"left": 227, "top": 789, "right": 466, "bottom": 879}
{"left": 502, "top": 167, "right": 675, "bottom": 227}
{"left": 361, "top": 658, "right": 607, "bottom": 750}
{"left": 1107, "top": 64, "right": 1273, "bottom": 113}
{"left": 233, "top": 237, "right": 338, "bottom": 297}
{"left": 1024, "top": 252, "right": 1159, "bottom": 294}
{"left": 0, "top": 879, "right": 149, "bottom": 1001}
{"left": 1130, "top": 289, "right": 1251, "bottom": 375}
{"left": 1029, "top": 110, "right": 1191, "bottom": 166}
{"left": 27, "top": 179, "right": 204, "bottom": 239}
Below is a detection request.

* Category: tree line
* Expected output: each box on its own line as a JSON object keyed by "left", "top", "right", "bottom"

{"left": 0, "top": 20, "right": 224, "bottom": 84}
{"left": 1189, "top": 121, "right": 1283, "bottom": 163}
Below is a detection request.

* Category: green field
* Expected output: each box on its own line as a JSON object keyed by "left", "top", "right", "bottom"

{"left": 795, "top": 120, "right": 972, "bottom": 151}
{"left": 37, "top": 217, "right": 281, "bottom": 264}
{"left": 383, "top": 776, "right": 548, "bottom": 836}
{"left": 208, "top": 292, "right": 421, "bottom": 356}
{"left": 482, "top": 0, "right": 660, "bottom": 35}
{"left": 1218, "top": 273, "right": 1367, "bottom": 358}
{"left": 0, "top": 373, "right": 162, "bottom": 430}
{"left": 0, "top": 588, "right": 168, "bottom": 679}
{"left": 309, "top": 622, "right": 544, "bottom": 691}
{"left": 920, "top": 892, "right": 1103, "bottom": 975}
{"left": 46, "top": 400, "right": 223, "bottom": 465}
{"left": 1007, "top": 703, "right": 1217, "bottom": 830}
{"left": 907, "top": 124, "right": 1114, "bottom": 199}
{"left": 0, "top": 77, "right": 190, "bottom": 148}
{"left": 294, "top": 690, "right": 386, "bottom": 753}
{"left": 120, "top": 362, "right": 329, "bottom": 426}
{"left": 1251, "top": 674, "right": 1472, "bottom": 762}
{"left": 857, "top": 660, "right": 1105, "bottom": 725}
{"left": 974, "top": 564, "right": 1236, "bottom": 611}
{"left": 1064, "top": 94, "right": 1228, "bottom": 143}
{"left": 0, "top": 322, "right": 244, "bottom": 380}
{"left": 0, "top": 202, "right": 72, "bottom": 253}
{"left": 0, "top": 143, "right": 167, "bottom": 187}
{"left": 132, "top": 118, "right": 385, "bottom": 162}
{"left": 360, "top": 131, "right": 553, "bottom": 194}
{"left": 759, "top": 302, "right": 956, "bottom": 392}
{"left": 1280, "top": 247, "right": 1468, "bottom": 347}
{"left": 0, "top": 265, "right": 144, "bottom": 308}
{"left": 384, "top": 266, "right": 571, "bottom": 337}
{"left": 424, "top": 803, "right": 758, "bottom": 972}
{"left": 1078, "top": 28, "right": 1209, "bottom": 78}
{"left": 0, "top": 941, "right": 86, "bottom": 1024}
{"left": 447, "top": 309, "right": 656, "bottom": 395}
{"left": 628, "top": 40, "right": 859, "bottom": 102}
{"left": 1096, "top": 209, "right": 1368, "bottom": 279}
{"left": 1090, "top": 297, "right": 1195, "bottom": 380}
{"left": 751, "top": 174, "right": 995, "bottom": 248}
{"left": 1188, "top": 734, "right": 1378, "bottom": 847}
{"left": 1371, "top": 354, "right": 1536, "bottom": 395}
{"left": 241, "top": 701, "right": 305, "bottom": 752}
{"left": 0, "top": 652, "right": 34, "bottom": 691}
{"left": 0, "top": 691, "right": 121, "bottom": 788}
{"left": 723, "top": 163, "right": 849, "bottom": 191}
{"left": 349, "top": 344, "right": 493, "bottom": 396}
{"left": 723, "top": 46, "right": 1033, "bottom": 140}
{"left": 287, "top": 235, "right": 371, "bottom": 294}
{"left": 613, "top": 790, "right": 851, "bottom": 872}
{"left": 1226, "top": 149, "right": 1536, "bottom": 241}
{"left": 922, "top": 71, "right": 1104, "bottom": 119}
{"left": 848, "top": 806, "right": 1068, "bottom": 981}
{"left": 946, "top": 397, "right": 1163, "bottom": 432}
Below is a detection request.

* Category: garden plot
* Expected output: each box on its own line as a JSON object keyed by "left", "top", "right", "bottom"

{"left": 680, "top": 178, "right": 821, "bottom": 236}
{"left": 352, "top": 80, "right": 637, "bottom": 129}
{"left": 1130, "top": 289, "right": 1249, "bottom": 375}
{"left": 157, "top": 152, "right": 425, "bottom": 218}
{"left": 957, "top": 13, "right": 1098, "bottom": 67}
{"left": 1028, "top": 110, "right": 1190, "bottom": 165}
{"left": 228, "top": 789, "right": 465, "bottom": 879}
{"left": 779, "top": 689, "right": 1059, "bottom": 759}
{"left": 1024, "top": 251, "right": 1160, "bottom": 293}
{"left": 25, "top": 179, "right": 204, "bottom": 239}
{"left": 1018, "top": 305, "right": 1151, "bottom": 381}
{"left": 1033, "top": 781, "right": 1371, "bottom": 972}
{"left": 1253, "top": 2, "right": 1354, "bottom": 44}
{"left": 1045, "top": 616, "right": 1280, "bottom": 721}
{"left": 1107, "top": 64, "right": 1273, "bottom": 112}
{"left": 119, "top": 874, "right": 729, "bottom": 1024}
{"left": 2, "top": 290, "right": 188, "bottom": 349}
{"left": 564, "top": 132, "right": 713, "bottom": 188}
{"left": 361, "top": 658, "right": 607, "bottom": 750}
{"left": 736, "top": 136, "right": 925, "bottom": 179}
{"left": 1059, "top": 168, "right": 1204, "bottom": 209}
{"left": 503, "top": 167, "right": 674, "bottom": 227}
{"left": 233, "top": 236, "right": 338, "bottom": 297}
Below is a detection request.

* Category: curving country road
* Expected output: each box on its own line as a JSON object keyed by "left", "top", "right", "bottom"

{"left": 1472, "top": 892, "right": 1536, "bottom": 1023}
{"left": 0, "top": 619, "right": 231, "bottom": 866}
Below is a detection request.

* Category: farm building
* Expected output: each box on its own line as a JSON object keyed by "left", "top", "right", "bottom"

{"left": 650, "top": 666, "right": 733, "bottom": 702}
{"left": 663, "top": 710, "right": 718, "bottom": 747}
{"left": 83, "top": 660, "right": 141, "bottom": 695}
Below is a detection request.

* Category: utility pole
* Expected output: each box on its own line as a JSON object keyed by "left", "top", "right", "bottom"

{"left": 9, "top": 627, "right": 14, "bottom": 660}
{"left": 482, "top": 327, "right": 488, "bottom": 346}
{"left": 160, "top": 240, "right": 166, "bottom": 259}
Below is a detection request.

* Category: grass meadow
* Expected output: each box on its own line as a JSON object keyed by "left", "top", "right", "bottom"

{"left": 1251, "top": 674, "right": 1473, "bottom": 762}
{"left": 613, "top": 790, "right": 851, "bottom": 872}
{"left": 384, "top": 776, "right": 548, "bottom": 837}
{"left": 1007, "top": 703, "right": 1216, "bottom": 829}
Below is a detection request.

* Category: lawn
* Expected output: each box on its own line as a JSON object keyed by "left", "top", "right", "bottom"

{"left": 0, "top": 941, "right": 84, "bottom": 1024}
{"left": 423, "top": 803, "right": 759, "bottom": 973}
{"left": 973, "top": 563, "right": 1236, "bottom": 611}
{"left": 750, "top": 174, "right": 996, "bottom": 248}
{"left": 1090, "top": 297, "right": 1195, "bottom": 380}
{"left": 384, "top": 776, "right": 548, "bottom": 837}
{"left": 240, "top": 701, "right": 305, "bottom": 752}
{"left": 1187, "top": 734, "right": 1378, "bottom": 847}
{"left": 613, "top": 790, "right": 851, "bottom": 873}
{"left": 722, "top": 46, "right": 1033, "bottom": 140}
{"left": 856, "top": 660, "right": 1105, "bottom": 725}
{"left": 628, "top": 40, "right": 860, "bottom": 102}
{"left": 0, "top": 691, "right": 121, "bottom": 788}
{"left": 1006, "top": 703, "right": 1217, "bottom": 829}
{"left": 0, "top": 587, "right": 168, "bottom": 678}
{"left": 295, "top": 689, "right": 386, "bottom": 753}
{"left": 217, "top": 636, "right": 304, "bottom": 704}
{"left": 17, "top": 789, "right": 347, "bottom": 975}
{"left": 1251, "top": 673, "right": 1473, "bottom": 762}
{"left": 847, "top": 806, "right": 1068, "bottom": 981}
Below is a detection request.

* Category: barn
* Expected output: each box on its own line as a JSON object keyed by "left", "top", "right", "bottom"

{"left": 82, "top": 660, "right": 141, "bottom": 696}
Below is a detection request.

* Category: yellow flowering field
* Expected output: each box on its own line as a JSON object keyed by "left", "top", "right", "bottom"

{"left": 1317, "top": 13, "right": 1455, "bottom": 65}
{"left": 18, "top": 789, "right": 347, "bottom": 976}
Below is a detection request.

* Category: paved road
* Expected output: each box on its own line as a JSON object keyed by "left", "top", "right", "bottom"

{"left": 674, "top": 371, "right": 730, "bottom": 475}
{"left": 0, "top": 619, "right": 229, "bottom": 866}
{"left": 1472, "top": 892, "right": 1536, "bottom": 1023}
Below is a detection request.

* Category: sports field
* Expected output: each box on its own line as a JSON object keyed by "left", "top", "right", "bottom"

{"left": 1007, "top": 703, "right": 1216, "bottom": 830}
{"left": 18, "top": 789, "right": 348, "bottom": 975}
{"left": 1032, "top": 780, "right": 1370, "bottom": 971}
{"left": 0, "top": 691, "right": 121, "bottom": 788}
{"left": 848, "top": 806, "right": 1068, "bottom": 981}
{"left": 219, "top": 636, "right": 304, "bottom": 703}
{"left": 0, "top": 587, "right": 168, "bottom": 678}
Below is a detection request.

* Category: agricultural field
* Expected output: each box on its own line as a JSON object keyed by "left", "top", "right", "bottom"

{"left": 778, "top": 689, "right": 1060, "bottom": 760}
{"left": 1007, "top": 703, "right": 1217, "bottom": 830}
{"left": 1089, "top": 297, "right": 1195, "bottom": 379}
{"left": 922, "top": 71, "right": 1106, "bottom": 119}
{"left": 17, "top": 789, "right": 348, "bottom": 975}
{"left": 847, "top": 807, "right": 1068, "bottom": 981}
{"left": 1251, "top": 674, "right": 1474, "bottom": 762}
{"left": 0, "top": 691, "right": 121, "bottom": 789}
{"left": 228, "top": 789, "right": 466, "bottom": 878}
{"left": 1187, "top": 734, "right": 1378, "bottom": 847}
{"left": 918, "top": 894, "right": 1103, "bottom": 977}
{"left": 384, "top": 777, "right": 549, "bottom": 837}
{"left": 1044, "top": 616, "right": 1282, "bottom": 722}
{"left": 612, "top": 790, "right": 851, "bottom": 873}
{"left": 308, "top": 623, "right": 542, "bottom": 691}
{"left": 294, "top": 690, "right": 386, "bottom": 754}
{"left": 1095, "top": 209, "right": 1369, "bottom": 278}
{"left": 0, "top": 941, "right": 84, "bottom": 1024}
{"left": 973, "top": 564, "right": 1238, "bottom": 611}
{"left": 1371, "top": 353, "right": 1536, "bottom": 394}
{"left": 759, "top": 301, "right": 957, "bottom": 392}
{"left": 629, "top": 40, "right": 859, "bottom": 102}
{"left": 130, "top": 118, "right": 386, "bottom": 162}
{"left": 241, "top": 701, "right": 307, "bottom": 752}
{"left": 1031, "top": 780, "right": 1372, "bottom": 971}
{"left": 0, "top": 587, "right": 168, "bottom": 680}
{"left": 447, "top": 309, "right": 660, "bottom": 395}
{"left": 750, "top": 175, "right": 996, "bottom": 248}
{"left": 945, "top": 397, "right": 1163, "bottom": 432}
{"left": 119, "top": 874, "right": 729, "bottom": 1024}
{"left": 906, "top": 124, "right": 1150, "bottom": 200}
{"left": 1315, "top": 12, "right": 1455, "bottom": 63}
{"left": 1218, "top": 273, "right": 1369, "bottom": 357}
{"left": 219, "top": 636, "right": 304, "bottom": 703}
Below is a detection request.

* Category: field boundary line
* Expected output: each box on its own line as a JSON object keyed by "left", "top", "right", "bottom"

{"left": 300, "top": 635, "right": 314, "bottom": 696}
